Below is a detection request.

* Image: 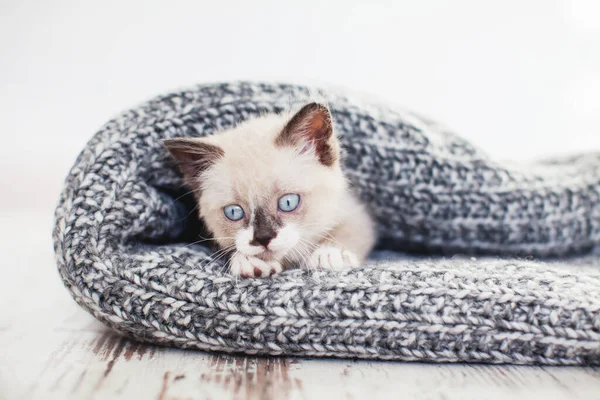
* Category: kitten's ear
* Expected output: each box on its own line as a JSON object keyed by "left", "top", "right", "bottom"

{"left": 163, "top": 137, "right": 224, "bottom": 184}
{"left": 275, "top": 102, "right": 338, "bottom": 166}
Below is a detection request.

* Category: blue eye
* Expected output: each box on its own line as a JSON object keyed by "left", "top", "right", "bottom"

{"left": 278, "top": 194, "right": 300, "bottom": 212}
{"left": 223, "top": 204, "right": 245, "bottom": 221}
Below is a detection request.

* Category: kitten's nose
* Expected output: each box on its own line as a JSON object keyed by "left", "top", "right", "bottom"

{"left": 251, "top": 210, "right": 278, "bottom": 249}
{"left": 251, "top": 232, "right": 275, "bottom": 248}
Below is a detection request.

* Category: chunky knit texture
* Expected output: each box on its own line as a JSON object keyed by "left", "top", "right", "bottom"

{"left": 53, "top": 82, "right": 600, "bottom": 365}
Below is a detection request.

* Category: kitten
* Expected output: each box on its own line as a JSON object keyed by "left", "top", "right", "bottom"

{"left": 164, "top": 103, "right": 376, "bottom": 277}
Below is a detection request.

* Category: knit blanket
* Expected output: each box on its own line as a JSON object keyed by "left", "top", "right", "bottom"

{"left": 53, "top": 82, "right": 600, "bottom": 365}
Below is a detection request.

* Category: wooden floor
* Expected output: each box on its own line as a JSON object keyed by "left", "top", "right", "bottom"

{"left": 2, "top": 211, "right": 599, "bottom": 400}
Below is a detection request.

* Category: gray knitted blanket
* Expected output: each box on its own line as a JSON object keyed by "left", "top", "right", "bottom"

{"left": 53, "top": 82, "right": 600, "bottom": 365}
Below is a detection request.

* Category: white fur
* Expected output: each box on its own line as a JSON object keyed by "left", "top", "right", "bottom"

{"left": 234, "top": 227, "right": 263, "bottom": 256}
{"left": 268, "top": 224, "right": 301, "bottom": 255}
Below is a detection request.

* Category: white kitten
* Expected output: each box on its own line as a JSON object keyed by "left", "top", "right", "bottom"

{"left": 164, "top": 103, "right": 376, "bottom": 277}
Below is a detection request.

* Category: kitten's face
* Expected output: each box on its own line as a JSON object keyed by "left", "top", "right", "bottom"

{"left": 165, "top": 103, "right": 346, "bottom": 264}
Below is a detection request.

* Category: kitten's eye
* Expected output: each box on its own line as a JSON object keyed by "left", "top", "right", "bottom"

{"left": 223, "top": 204, "right": 245, "bottom": 221}
{"left": 278, "top": 194, "right": 300, "bottom": 212}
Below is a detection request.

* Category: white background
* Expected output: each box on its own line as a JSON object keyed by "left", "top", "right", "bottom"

{"left": 1, "top": 0, "right": 599, "bottom": 212}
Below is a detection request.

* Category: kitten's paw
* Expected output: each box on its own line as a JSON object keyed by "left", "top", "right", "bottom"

{"left": 342, "top": 250, "right": 360, "bottom": 268}
{"left": 267, "top": 260, "right": 284, "bottom": 275}
{"left": 229, "top": 254, "right": 282, "bottom": 278}
{"left": 310, "top": 246, "right": 360, "bottom": 270}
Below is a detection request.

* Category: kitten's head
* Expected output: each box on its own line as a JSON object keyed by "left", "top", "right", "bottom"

{"left": 164, "top": 103, "right": 346, "bottom": 263}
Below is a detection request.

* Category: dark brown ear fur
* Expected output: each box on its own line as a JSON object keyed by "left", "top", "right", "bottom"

{"left": 275, "top": 103, "right": 338, "bottom": 166}
{"left": 163, "top": 138, "right": 224, "bottom": 188}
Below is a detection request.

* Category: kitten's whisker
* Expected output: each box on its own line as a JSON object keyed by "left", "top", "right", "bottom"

{"left": 179, "top": 202, "right": 200, "bottom": 221}
{"left": 209, "top": 245, "right": 234, "bottom": 259}
{"left": 214, "top": 245, "right": 235, "bottom": 261}
{"left": 184, "top": 236, "right": 235, "bottom": 248}
{"left": 297, "top": 221, "right": 343, "bottom": 230}
{"left": 168, "top": 189, "right": 196, "bottom": 206}
{"left": 289, "top": 246, "right": 308, "bottom": 269}
{"left": 298, "top": 239, "right": 319, "bottom": 252}
{"left": 303, "top": 233, "right": 346, "bottom": 249}
{"left": 200, "top": 244, "right": 232, "bottom": 260}
{"left": 295, "top": 241, "right": 315, "bottom": 271}
{"left": 201, "top": 250, "right": 229, "bottom": 268}
{"left": 206, "top": 252, "right": 234, "bottom": 271}
{"left": 220, "top": 253, "right": 235, "bottom": 275}
{"left": 201, "top": 244, "right": 236, "bottom": 267}
{"left": 222, "top": 250, "right": 240, "bottom": 286}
